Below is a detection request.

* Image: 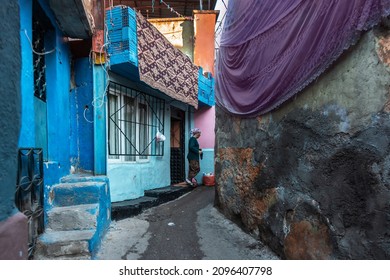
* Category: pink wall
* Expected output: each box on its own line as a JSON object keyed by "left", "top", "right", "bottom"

{"left": 0, "top": 212, "right": 28, "bottom": 260}
{"left": 194, "top": 106, "right": 215, "bottom": 149}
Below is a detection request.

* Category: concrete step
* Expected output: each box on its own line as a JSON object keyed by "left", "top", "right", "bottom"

{"left": 111, "top": 196, "right": 158, "bottom": 220}
{"left": 111, "top": 185, "right": 193, "bottom": 221}
{"left": 34, "top": 230, "right": 95, "bottom": 259}
{"left": 36, "top": 176, "right": 112, "bottom": 260}
{"left": 144, "top": 185, "right": 192, "bottom": 201}
{"left": 61, "top": 174, "right": 109, "bottom": 184}
{"left": 47, "top": 181, "right": 107, "bottom": 208}
{"left": 47, "top": 204, "right": 98, "bottom": 231}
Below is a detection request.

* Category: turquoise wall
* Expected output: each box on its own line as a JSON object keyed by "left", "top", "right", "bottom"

{"left": 196, "top": 149, "right": 214, "bottom": 183}
{"left": 93, "top": 65, "right": 107, "bottom": 175}
{"left": 108, "top": 153, "right": 171, "bottom": 201}
{"left": 108, "top": 103, "right": 172, "bottom": 201}
{"left": 107, "top": 73, "right": 194, "bottom": 201}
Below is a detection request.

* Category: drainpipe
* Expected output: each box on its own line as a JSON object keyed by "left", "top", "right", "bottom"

{"left": 200, "top": 0, "right": 203, "bottom": 10}
{"left": 92, "top": 0, "right": 108, "bottom": 175}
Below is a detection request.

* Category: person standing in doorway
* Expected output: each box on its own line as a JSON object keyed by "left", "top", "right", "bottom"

{"left": 186, "top": 128, "right": 202, "bottom": 186}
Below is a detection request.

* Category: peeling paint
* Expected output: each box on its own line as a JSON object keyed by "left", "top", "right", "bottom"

{"left": 376, "top": 35, "right": 390, "bottom": 66}
{"left": 284, "top": 220, "right": 333, "bottom": 259}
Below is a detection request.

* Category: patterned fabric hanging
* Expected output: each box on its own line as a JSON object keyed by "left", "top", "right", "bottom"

{"left": 136, "top": 11, "right": 199, "bottom": 108}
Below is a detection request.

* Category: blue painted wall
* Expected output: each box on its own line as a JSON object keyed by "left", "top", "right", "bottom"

{"left": 70, "top": 58, "right": 94, "bottom": 173}
{"left": 93, "top": 65, "right": 107, "bottom": 175}
{"left": 45, "top": 26, "right": 72, "bottom": 187}
{"left": 34, "top": 98, "right": 48, "bottom": 159}
{"left": 19, "top": 0, "right": 72, "bottom": 187}
{"left": 19, "top": 0, "right": 34, "bottom": 148}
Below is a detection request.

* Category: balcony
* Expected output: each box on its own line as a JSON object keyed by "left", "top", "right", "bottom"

{"left": 105, "top": 5, "right": 199, "bottom": 109}
{"left": 198, "top": 67, "right": 215, "bottom": 107}
{"left": 48, "top": 0, "right": 93, "bottom": 39}
{"left": 105, "top": 6, "right": 139, "bottom": 79}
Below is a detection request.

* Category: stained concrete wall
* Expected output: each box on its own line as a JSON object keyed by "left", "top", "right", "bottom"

{"left": 0, "top": 0, "right": 21, "bottom": 221}
{"left": 0, "top": 1, "right": 28, "bottom": 259}
{"left": 149, "top": 18, "right": 194, "bottom": 61}
{"left": 215, "top": 27, "right": 390, "bottom": 259}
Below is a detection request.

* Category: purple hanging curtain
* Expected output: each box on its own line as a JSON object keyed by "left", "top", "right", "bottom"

{"left": 215, "top": 0, "right": 390, "bottom": 117}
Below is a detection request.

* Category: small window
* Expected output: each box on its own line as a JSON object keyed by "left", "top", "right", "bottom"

{"left": 108, "top": 82, "right": 165, "bottom": 162}
{"left": 33, "top": 0, "right": 53, "bottom": 102}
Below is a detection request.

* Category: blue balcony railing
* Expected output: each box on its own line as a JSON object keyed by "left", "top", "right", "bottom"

{"left": 105, "top": 6, "right": 138, "bottom": 78}
{"left": 198, "top": 67, "right": 215, "bottom": 106}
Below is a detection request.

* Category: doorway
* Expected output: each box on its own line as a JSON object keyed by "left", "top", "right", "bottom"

{"left": 170, "top": 107, "right": 185, "bottom": 184}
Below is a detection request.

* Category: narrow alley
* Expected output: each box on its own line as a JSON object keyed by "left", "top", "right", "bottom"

{"left": 2, "top": 1, "right": 390, "bottom": 274}
{"left": 96, "top": 186, "right": 279, "bottom": 260}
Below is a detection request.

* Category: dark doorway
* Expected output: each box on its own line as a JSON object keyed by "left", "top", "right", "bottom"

{"left": 170, "top": 107, "right": 185, "bottom": 184}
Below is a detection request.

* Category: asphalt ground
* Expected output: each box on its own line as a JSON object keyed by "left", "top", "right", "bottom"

{"left": 96, "top": 185, "right": 280, "bottom": 260}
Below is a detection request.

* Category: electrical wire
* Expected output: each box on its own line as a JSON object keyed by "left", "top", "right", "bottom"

{"left": 86, "top": 20, "right": 111, "bottom": 125}
{"left": 23, "top": 29, "right": 56, "bottom": 55}
{"left": 158, "top": 0, "right": 188, "bottom": 18}
{"left": 83, "top": 107, "right": 94, "bottom": 123}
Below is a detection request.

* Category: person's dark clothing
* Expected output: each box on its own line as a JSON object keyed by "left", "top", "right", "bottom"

{"left": 187, "top": 136, "right": 201, "bottom": 181}
{"left": 187, "top": 136, "right": 200, "bottom": 161}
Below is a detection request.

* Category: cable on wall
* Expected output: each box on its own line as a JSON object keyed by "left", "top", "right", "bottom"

{"left": 23, "top": 29, "right": 56, "bottom": 56}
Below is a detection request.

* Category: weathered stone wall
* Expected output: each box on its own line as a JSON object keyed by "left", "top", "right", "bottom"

{"left": 215, "top": 26, "right": 390, "bottom": 259}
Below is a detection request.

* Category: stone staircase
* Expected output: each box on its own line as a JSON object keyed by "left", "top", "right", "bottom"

{"left": 33, "top": 175, "right": 111, "bottom": 260}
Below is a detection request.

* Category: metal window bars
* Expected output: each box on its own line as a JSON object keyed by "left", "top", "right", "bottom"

{"left": 32, "top": 1, "right": 51, "bottom": 102}
{"left": 107, "top": 82, "right": 165, "bottom": 157}
{"left": 15, "top": 148, "right": 44, "bottom": 259}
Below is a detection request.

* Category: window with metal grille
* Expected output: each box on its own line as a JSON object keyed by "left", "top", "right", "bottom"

{"left": 33, "top": 0, "right": 53, "bottom": 102}
{"left": 108, "top": 82, "right": 165, "bottom": 161}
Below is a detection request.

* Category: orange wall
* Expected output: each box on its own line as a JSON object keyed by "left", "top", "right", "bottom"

{"left": 193, "top": 10, "right": 219, "bottom": 76}
{"left": 193, "top": 10, "right": 218, "bottom": 149}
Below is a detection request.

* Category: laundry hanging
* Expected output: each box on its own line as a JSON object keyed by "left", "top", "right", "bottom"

{"left": 137, "top": 11, "right": 199, "bottom": 109}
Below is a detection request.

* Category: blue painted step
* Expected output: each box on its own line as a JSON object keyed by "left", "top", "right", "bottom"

{"left": 47, "top": 181, "right": 106, "bottom": 207}
{"left": 34, "top": 177, "right": 111, "bottom": 259}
